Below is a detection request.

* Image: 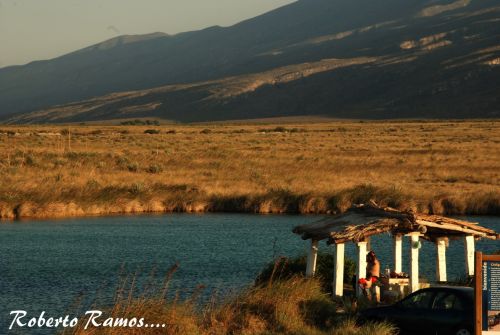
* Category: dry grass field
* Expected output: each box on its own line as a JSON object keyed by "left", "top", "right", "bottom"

{"left": 0, "top": 120, "right": 498, "bottom": 219}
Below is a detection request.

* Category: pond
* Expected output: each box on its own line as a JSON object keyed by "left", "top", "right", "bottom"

{"left": 0, "top": 214, "right": 498, "bottom": 333}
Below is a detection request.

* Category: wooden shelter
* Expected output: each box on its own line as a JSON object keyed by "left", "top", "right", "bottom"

{"left": 293, "top": 202, "right": 499, "bottom": 297}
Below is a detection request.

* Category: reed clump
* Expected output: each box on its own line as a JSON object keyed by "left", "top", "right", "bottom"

{"left": 0, "top": 120, "right": 498, "bottom": 219}
{"left": 68, "top": 266, "right": 397, "bottom": 335}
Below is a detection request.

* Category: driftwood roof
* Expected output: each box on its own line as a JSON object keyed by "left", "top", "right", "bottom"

{"left": 293, "top": 203, "right": 499, "bottom": 245}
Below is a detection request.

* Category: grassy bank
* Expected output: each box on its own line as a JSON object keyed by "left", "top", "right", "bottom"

{"left": 0, "top": 120, "right": 499, "bottom": 219}
{"left": 66, "top": 271, "right": 396, "bottom": 335}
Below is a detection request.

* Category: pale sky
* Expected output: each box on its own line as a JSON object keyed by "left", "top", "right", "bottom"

{"left": 0, "top": 0, "right": 295, "bottom": 68}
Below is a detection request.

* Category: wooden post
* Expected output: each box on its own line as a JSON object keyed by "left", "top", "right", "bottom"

{"left": 393, "top": 234, "right": 403, "bottom": 274}
{"left": 333, "top": 243, "right": 345, "bottom": 297}
{"left": 409, "top": 233, "right": 420, "bottom": 293}
{"left": 356, "top": 241, "right": 368, "bottom": 297}
{"left": 436, "top": 238, "right": 447, "bottom": 282}
{"left": 464, "top": 235, "right": 475, "bottom": 276}
{"left": 474, "top": 252, "right": 482, "bottom": 335}
{"left": 306, "top": 240, "right": 319, "bottom": 277}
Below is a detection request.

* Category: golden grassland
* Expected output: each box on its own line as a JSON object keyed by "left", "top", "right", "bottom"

{"left": 0, "top": 120, "right": 499, "bottom": 219}
{"left": 66, "top": 269, "right": 396, "bottom": 335}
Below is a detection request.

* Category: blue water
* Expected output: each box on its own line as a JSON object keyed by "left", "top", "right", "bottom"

{"left": 0, "top": 214, "right": 498, "bottom": 334}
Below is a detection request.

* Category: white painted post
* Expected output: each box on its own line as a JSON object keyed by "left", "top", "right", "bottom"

{"left": 333, "top": 243, "right": 345, "bottom": 297}
{"left": 409, "top": 233, "right": 420, "bottom": 293}
{"left": 356, "top": 241, "right": 368, "bottom": 297}
{"left": 393, "top": 234, "right": 403, "bottom": 274}
{"left": 306, "top": 240, "right": 319, "bottom": 277}
{"left": 436, "top": 238, "right": 447, "bottom": 282}
{"left": 464, "top": 235, "right": 475, "bottom": 276}
{"left": 375, "top": 286, "right": 381, "bottom": 303}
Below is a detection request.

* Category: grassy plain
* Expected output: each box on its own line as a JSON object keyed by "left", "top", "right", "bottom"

{"left": 0, "top": 120, "right": 498, "bottom": 219}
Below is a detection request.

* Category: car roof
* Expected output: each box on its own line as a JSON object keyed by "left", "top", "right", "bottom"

{"left": 425, "top": 286, "right": 473, "bottom": 293}
{"left": 416, "top": 286, "right": 474, "bottom": 300}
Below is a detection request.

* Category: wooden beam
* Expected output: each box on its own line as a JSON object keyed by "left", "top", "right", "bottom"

{"left": 464, "top": 235, "right": 475, "bottom": 276}
{"left": 333, "top": 243, "right": 345, "bottom": 297}
{"left": 436, "top": 237, "right": 447, "bottom": 282}
{"left": 356, "top": 241, "right": 368, "bottom": 297}
{"left": 416, "top": 219, "right": 492, "bottom": 238}
{"left": 306, "top": 240, "right": 319, "bottom": 277}
{"left": 394, "top": 234, "right": 403, "bottom": 274}
{"left": 409, "top": 233, "right": 420, "bottom": 293}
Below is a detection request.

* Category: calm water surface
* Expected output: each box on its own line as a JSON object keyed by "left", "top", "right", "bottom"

{"left": 0, "top": 214, "right": 498, "bottom": 334}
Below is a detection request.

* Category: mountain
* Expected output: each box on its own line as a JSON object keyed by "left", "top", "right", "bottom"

{"left": 1, "top": 0, "right": 499, "bottom": 123}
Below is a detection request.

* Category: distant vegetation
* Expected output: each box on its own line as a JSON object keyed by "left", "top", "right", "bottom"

{"left": 121, "top": 120, "right": 160, "bottom": 126}
{"left": 0, "top": 120, "right": 498, "bottom": 219}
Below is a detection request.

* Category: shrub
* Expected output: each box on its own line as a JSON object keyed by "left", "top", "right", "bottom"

{"left": 273, "top": 126, "right": 288, "bottom": 132}
{"left": 129, "top": 182, "right": 145, "bottom": 195}
{"left": 85, "top": 179, "right": 101, "bottom": 190}
{"left": 290, "top": 127, "right": 306, "bottom": 133}
{"left": 127, "top": 162, "right": 139, "bottom": 172}
{"left": 144, "top": 129, "right": 160, "bottom": 135}
{"left": 256, "top": 253, "right": 356, "bottom": 294}
{"left": 25, "top": 154, "right": 37, "bottom": 166}
{"left": 200, "top": 128, "right": 212, "bottom": 134}
{"left": 115, "top": 156, "right": 129, "bottom": 166}
{"left": 147, "top": 164, "right": 163, "bottom": 174}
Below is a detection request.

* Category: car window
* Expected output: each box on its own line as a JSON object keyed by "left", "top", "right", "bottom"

{"left": 432, "top": 292, "right": 464, "bottom": 311}
{"left": 400, "top": 291, "right": 434, "bottom": 309}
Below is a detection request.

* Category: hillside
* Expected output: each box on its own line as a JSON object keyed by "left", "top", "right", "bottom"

{"left": 1, "top": 0, "right": 500, "bottom": 122}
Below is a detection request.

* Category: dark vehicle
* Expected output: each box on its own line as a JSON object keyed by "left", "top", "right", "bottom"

{"left": 359, "top": 287, "right": 473, "bottom": 335}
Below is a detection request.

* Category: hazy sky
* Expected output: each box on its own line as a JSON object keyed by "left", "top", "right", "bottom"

{"left": 0, "top": 0, "right": 295, "bottom": 68}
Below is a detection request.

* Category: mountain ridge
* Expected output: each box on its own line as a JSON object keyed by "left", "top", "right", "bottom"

{"left": 1, "top": 0, "right": 499, "bottom": 123}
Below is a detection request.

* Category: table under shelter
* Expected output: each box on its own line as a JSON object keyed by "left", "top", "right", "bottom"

{"left": 293, "top": 202, "right": 499, "bottom": 298}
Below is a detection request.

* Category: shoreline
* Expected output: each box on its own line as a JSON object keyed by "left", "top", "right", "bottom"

{"left": 1, "top": 190, "right": 498, "bottom": 221}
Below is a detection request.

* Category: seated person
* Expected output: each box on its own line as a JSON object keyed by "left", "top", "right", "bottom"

{"left": 358, "top": 251, "right": 381, "bottom": 299}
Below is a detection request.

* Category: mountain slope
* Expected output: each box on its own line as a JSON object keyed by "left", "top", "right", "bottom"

{"left": 1, "top": 0, "right": 500, "bottom": 122}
